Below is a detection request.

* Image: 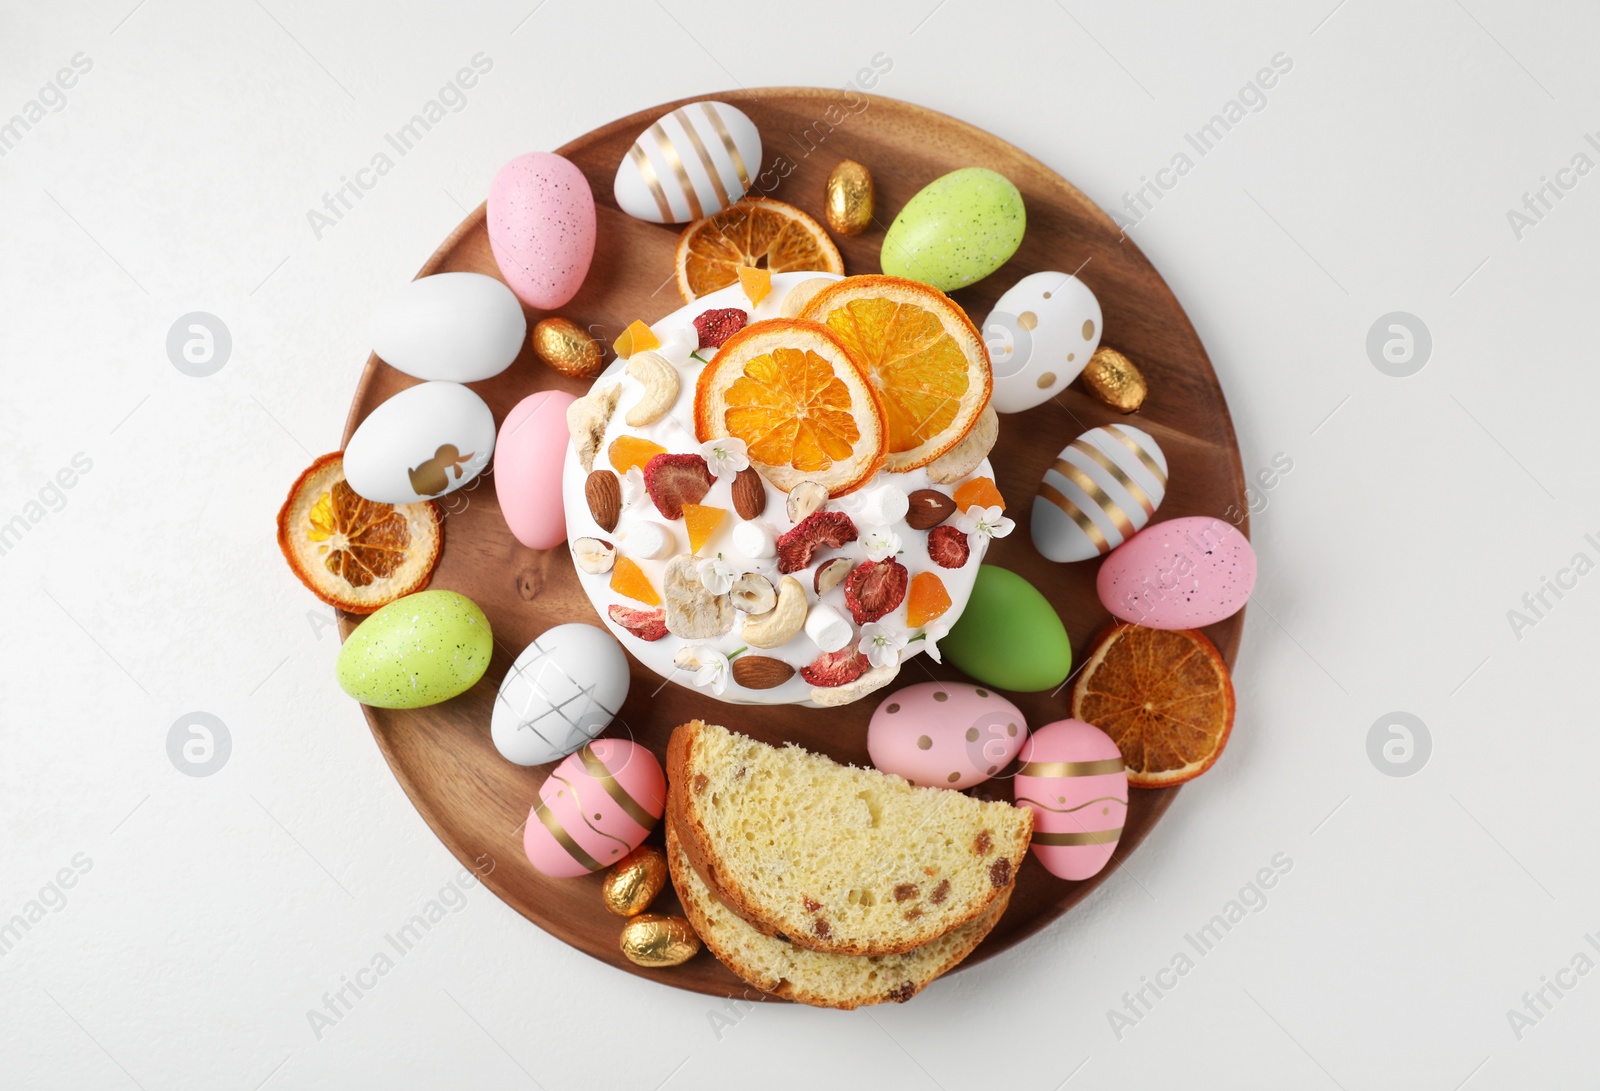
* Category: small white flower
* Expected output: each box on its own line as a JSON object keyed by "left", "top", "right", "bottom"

{"left": 858, "top": 622, "right": 906, "bottom": 669}
{"left": 698, "top": 555, "right": 736, "bottom": 595}
{"left": 676, "top": 644, "right": 730, "bottom": 696}
{"left": 622, "top": 466, "right": 647, "bottom": 508}
{"left": 955, "top": 504, "right": 1014, "bottom": 553}
{"left": 699, "top": 437, "right": 749, "bottom": 479}
{"left": 859, "top": 527, "right": 902, "bottom": 562}
{"left": 919, "top": 617, "right": 952, "bottom": 664}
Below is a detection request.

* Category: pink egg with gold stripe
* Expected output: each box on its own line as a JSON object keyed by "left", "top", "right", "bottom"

{"left": 1013, "top": 719, "right": 1127, "bottom": 881}
{"left": 523, "top": 739, "right": 665, "bottom": 878}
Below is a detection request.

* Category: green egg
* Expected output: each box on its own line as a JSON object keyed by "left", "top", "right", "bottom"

{"left": 880, "top": 167, "right": 1025, "bottom": 291}
{"left": 940, "top": 565, "right": 1071, "bottom": 692}
{"left": 336, "top": 590, "right": 493, "bottom": 709}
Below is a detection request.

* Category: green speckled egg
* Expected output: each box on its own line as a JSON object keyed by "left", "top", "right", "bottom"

{"left": 940, "top": 565, "right": 1070, "bottom": 691}
{"left": 336, "top": 590, "right": 493, "bottom": 709}
{"left": 880, "top": 168, "right": 1025, "bottom": 291}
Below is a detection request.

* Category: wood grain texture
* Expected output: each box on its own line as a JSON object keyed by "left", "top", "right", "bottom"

{"left": 338, "top": 88, "right": 1248, "bottom": 1002}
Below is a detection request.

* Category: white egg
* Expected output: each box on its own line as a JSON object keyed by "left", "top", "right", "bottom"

{"left": 982, "top": 272, "right": 1103, "bottom": 414}
{"left": 1031, "top": 424, "right": 1168, "bottom": 562}
{"left": 369, "top": 272, "right": 527, "bottom": 382}
{"left": 492, "top": 624, "right": 631, "bottom": 766}
{"left": 613, "top": 101, "right": 761, "bottom": 224}
{"left": 343, "top": 381, "right": 496, "bottom": 504}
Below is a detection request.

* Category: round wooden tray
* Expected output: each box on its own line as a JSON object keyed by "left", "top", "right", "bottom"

{"left": 340, "top": 88, "right": 1247, "bottom": 1000}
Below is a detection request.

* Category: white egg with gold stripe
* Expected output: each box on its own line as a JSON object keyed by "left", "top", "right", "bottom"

{"left": 1031, "top": 423, "right": 1168, "bottom": 563}
{"left": 613, "top": 100, "right": 761, "bottom": 224}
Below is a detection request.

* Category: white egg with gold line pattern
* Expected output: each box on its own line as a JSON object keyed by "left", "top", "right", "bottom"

{"left": 1030, "top": 424, "right": 1168, "bottom": 563}
{"left": 491, "top": 623, "right": 630, "bottom": 767}
{"left": 612, "top": 101, "right": 761, "bottom": 224}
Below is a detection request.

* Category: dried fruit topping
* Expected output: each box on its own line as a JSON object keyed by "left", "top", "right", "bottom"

{"left": 799, "top": 647, "right": 870, "bottom": 688}
{"left": 737, "top": 265, "right": 771, "bottom": 307}
{"left": 586, "top": 469, "right": 621, "bottom": 532}
{"left": 731, "top": 466, "right": 767, "bottom": 520}
{"left": 608, "top": 434, "right": 667, "bottom": 476}
{"left": 731, "top": 655, "right": 795, "bottom": 690}
{"left": 843, "top": 558, "right": 909, "bottom": 625}
{"left": 608, "top": 604, "right": 668, "bottom": 641}
{"left": 661, "top": 554, "right": 735, "bottom": 639}
{"left": 682, "top": 503, "right": 726, "bottom": 554}
{"left": 905, "top": 489, "right": 956, "bottom": 530}
{"left": 568, "top": 384, "right": 622, "bottom": 473}
{"left": 905, "top": 571, "right": 952, "bottom": 628}
{"left": 609, "top": 556, "right": 660, "bottom": 606}
{"left": 953, "top": 476, "right": 1006, "bottom": 513}
{"left": 776, "top": 510, "right": 858, "bottom": 574}
{"left": 693, "top": 307, "right": 749, "bottom": 349}
{"left": 643, "top": 454, "right": 714, "bottom": 521}
{"left": 926, "top": 524, "right": 970, "bottom": 569}
{"left": 813, "top": 556, "right": 852, "bottom": 596}
{"left": 612, "top": 318, "right": 660, "bottom": 359}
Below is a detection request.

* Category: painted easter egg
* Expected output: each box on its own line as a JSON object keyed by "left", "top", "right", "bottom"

{"left": 1032, "top": 424, "right": 1168, "bottom": 563}
{"left": 336, "top": 590, "right": 493, "bottom": 709}
{"left": 494, "top": 390, "right": 577, "bottom": 551}
{"left": 939, "top": 565, "right": 1071, "bottom": 691}
{"left": 1013, "top": 719, "right": 1127, "bottom": 881}
{"left": 982, "top": 272, "right": 1102, "bottom": 413}
{"left": 488, "top": 151, "right": 596, "bottom": 308}
{"left": 343, "top": 381, "right": 496, "bottom": 504}
{"left": 1097, "top": 516, "right": 1257, "bottom": 629}
{"left": 867, "top": 682, "right": 1027, "bottom": 789}
{"left": 880, "top": 167, "right": 1025, "bottom": 291}
{"left": 612, "top": 101, "right": 761, "bottom": 224}
{"left": 523, "top": 739, "right": 666, "bottom": 878}
{"left": 491, "top": 623, "right": 630, "bottom": 767}
{"left": 369, "top": 272, "right": 526, "bottom": 383}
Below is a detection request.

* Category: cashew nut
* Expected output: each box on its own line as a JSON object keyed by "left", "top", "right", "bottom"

{"left": 741, "top": 576, "right": 807, "bottom": 648}
{"left": 566, "top": 382, "right": 621, "bottom": 472}
{"left": 625, "top": 350, "right": 680, "bottom": 427}
{"left": 811, "top": 663, "right": 900, "bottom": 707}
{"left": 926, "top": 404, "right": 998, "bottom": 485}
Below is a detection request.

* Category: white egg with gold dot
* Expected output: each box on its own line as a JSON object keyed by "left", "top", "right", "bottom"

{"left": 983, "top": 272, "right": 1102, "bottom": 414}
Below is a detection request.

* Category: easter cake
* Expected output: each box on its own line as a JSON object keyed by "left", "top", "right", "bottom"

{"left": 665, "top": 821, "right": 1011, "bottom": 1009}
{"left": 561, "top": 270, "right": 1008, "bottom": 708}
{"left": 667, "top": 720, "right": 1032, "bottom": 955}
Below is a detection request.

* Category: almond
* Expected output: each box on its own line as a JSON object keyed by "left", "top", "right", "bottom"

{"left": 586, "top": 470, "right": 622, "bottom": 532}
{"left": 732, "top": 656, "right": 796, "bottom": 690}
{"left": 732, "top": 467, "right": 767, "bottom": 520}
{"left": 905, "top": 489, "right": 955, "bottom": 530}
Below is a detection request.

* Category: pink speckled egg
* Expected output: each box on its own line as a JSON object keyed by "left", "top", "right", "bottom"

{"left": 867, "top": 682, "right": 1027, "bottom": 790}
{"left": 523, "top": 739, "right": 664, "bottom": 878}
{"left": 1014, "top": 719, "right": 1127, "bottom": 881}
{"left": 494, "top": 390, "right": 576, "bottom": 550}
{"left": 487, "top": 152, "right": 595, "bottom": 309}
{"left": 1096, "top": 516, "right": 1256, "bottom": 629}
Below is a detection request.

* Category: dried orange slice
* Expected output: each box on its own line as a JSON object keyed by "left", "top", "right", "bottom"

{"left": 1070, "top": 623, "right": 1236, "bottom": 788}
{"left": 276, "top": 452, "right": 442, "bottom": 613}
{"left": 800, "top": 275, "right": 992, "bottom": 473}
{"left": 675, "top": 197, "right": 843, "bottom": 301}
{"left": 694, "top": 318, "right": 886, "bottom": 497}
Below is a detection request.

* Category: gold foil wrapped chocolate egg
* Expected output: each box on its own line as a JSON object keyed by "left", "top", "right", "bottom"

{"left": 1081, "top": 346, "right": 1148, "bottom": 413}
{"left": 619, "top": 913, "right": 700, "bottom": 967}
{"left": 532, "top": 317, "right": 604, "bottom": 379}
{"left": 825, "top": 160, "right": 875, "bottom": 237}
{"left": 602, "top": 846, "right": 668, "bottom": 917}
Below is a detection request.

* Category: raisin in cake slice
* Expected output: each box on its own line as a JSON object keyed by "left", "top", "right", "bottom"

{"left": 667, "top": 720, "right": 1032, "bottom": 957}
{"left": 667, "top": 819, "right": 1010, "bottom": 1009}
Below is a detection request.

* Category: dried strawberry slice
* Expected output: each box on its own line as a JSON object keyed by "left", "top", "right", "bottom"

{"left": 776, "top": 510, "right": 858, "bottom": 574}
{"left": 843, "top": 558, "right": 909, "bottom": 625}
{"left": 608, "top": 604, "right": 668, "bottom": 641}
{"left": 800, "top": 647, "right": 870, "bottom": 687}
{"left": 693, "top": 307, "right": 749, "bottom": 349}
{"left": 926, "top": 525, "right": 970, "bottom": 569}
{"left": 643, "top": 453, "right": 714, "bottom": 520}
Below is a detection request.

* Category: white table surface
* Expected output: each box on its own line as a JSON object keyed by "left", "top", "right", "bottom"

{"left": 4, "top": 1, "right": 1596, "bottom": 1087}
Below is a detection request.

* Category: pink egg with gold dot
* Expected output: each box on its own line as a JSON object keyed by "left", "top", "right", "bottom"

{"left": 1014, "top": 719, "right": 1127, "bottom": 881}
{"left": 867, "top": 682, "right": 1027, "bottom": 790}
{"left": 523, "top": 739, "right": 664, "bottom": 878}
